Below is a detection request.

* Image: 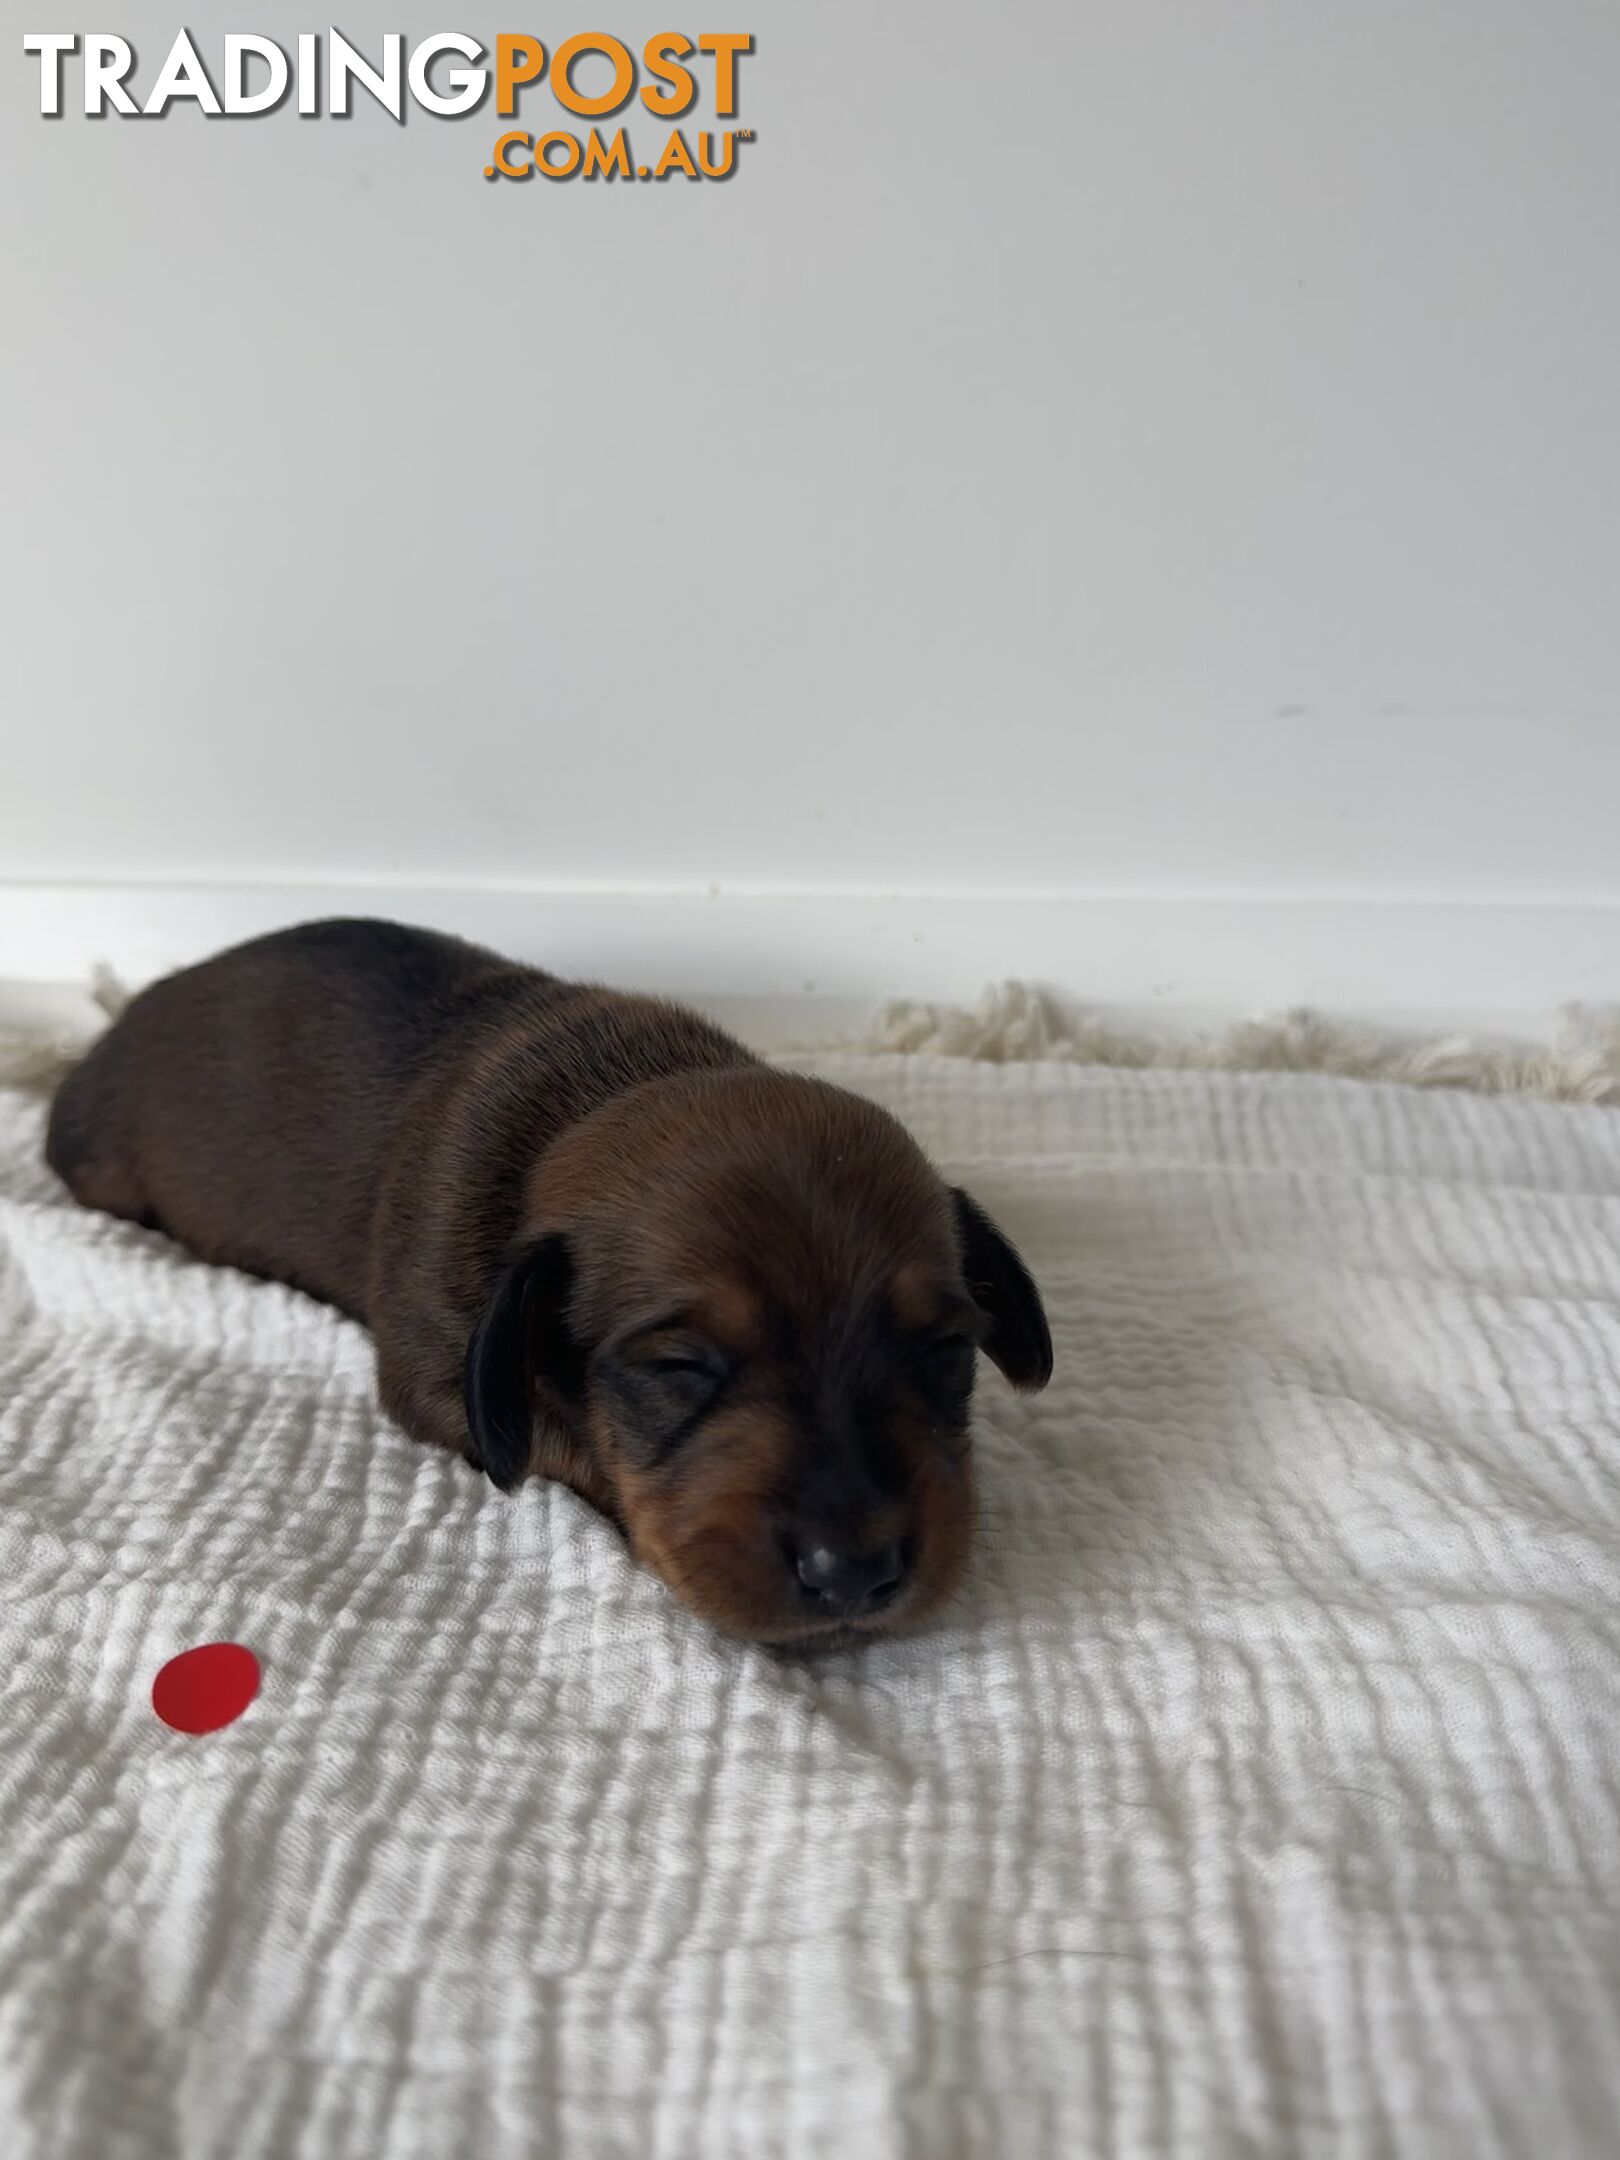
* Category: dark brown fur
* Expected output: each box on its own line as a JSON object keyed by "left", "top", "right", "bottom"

{"left": 46, "top": 919, "right": 1051, "bottom": 1642}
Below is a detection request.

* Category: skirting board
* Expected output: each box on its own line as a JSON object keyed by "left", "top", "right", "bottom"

{"left": 0, "top": 881, "right": 1616, "bottom": 1040}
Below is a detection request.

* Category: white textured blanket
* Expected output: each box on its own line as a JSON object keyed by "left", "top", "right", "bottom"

{"left": 3, "top": 1055, "right": 1620, "bottom": 2160}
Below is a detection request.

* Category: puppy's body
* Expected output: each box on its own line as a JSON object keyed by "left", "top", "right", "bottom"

{"left": 48, "top": 920, "right": 749, "bottom": 1464}
{"left": 50, "top": 920, "right": 542, "bottom": 1312}
{"left": 48, "top": 920, "right": 1051, "bottom": 1641}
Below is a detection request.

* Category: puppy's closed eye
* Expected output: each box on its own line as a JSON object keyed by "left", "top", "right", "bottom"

{"left": 603, "top": 1336, "right": 733, "bottom": 1456}
{"left": 641, "top": 1348, "right": 729, "bottom": 1409}
{"left": 915, "top": 1327, "right": 978, "bottom": 1413}
{"left": 926, "top": 1328, "right": 977, "bottom": 1371}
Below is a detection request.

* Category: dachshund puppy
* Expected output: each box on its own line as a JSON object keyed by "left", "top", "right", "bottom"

{"left": 46, "top": 920, "right": 1051, "bottom": 1643}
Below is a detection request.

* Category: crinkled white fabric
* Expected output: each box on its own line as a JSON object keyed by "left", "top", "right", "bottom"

{"left": 3, "top": 1057, "right": 1620, "bottom": 2160}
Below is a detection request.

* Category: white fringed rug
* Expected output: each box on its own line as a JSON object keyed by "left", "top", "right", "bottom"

{"left": 3, "top": 1049, "right": 1620, "bottom": 2159}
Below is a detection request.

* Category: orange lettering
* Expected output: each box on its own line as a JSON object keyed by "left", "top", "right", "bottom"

{"left": 698, "top": 33, "right": 750, "bottom": 118}
{"left": 495, "top": 35, "right": 545, "bottom": 117}
{"left": 551, "top": 33, "right": 634, "bottom": 117}
{"left": 641, "top": 33, "right": 695, "bottom": 117}
{"left": 654, "top": 128, "right": 698, "bottom": 179}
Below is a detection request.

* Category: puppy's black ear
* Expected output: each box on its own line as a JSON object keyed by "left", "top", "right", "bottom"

{"left": 951, "top": 1188, "right": 1053, "bottom": 1392}
{"left": 463, "top": 1234, "right": 583, "bottom": 1492}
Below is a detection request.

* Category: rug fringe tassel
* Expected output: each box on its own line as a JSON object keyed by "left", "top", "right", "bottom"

{"left": 805, "top": 983, "right": 1620, "bottom": 1107}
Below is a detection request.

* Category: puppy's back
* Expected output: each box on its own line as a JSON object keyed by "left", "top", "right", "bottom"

{"left": 46, "top": 919, "right": 519, "bottom": 1310}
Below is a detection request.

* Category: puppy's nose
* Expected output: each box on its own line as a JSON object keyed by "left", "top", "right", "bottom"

{"left": 793, "top": 1539, "right": 909, "bottom": 1616}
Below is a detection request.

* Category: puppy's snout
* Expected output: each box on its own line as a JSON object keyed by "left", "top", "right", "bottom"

{"left": 790, "top": 1536, "right": 911, "bottom": 1618}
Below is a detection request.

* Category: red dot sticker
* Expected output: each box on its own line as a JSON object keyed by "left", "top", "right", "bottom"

{"left": 151, "top": 1643, "right": 260, "bottom": 1735}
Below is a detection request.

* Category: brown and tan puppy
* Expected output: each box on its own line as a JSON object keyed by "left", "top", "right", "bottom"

{"left": 45, "top": 920, "right": 1051, "bottom": 1643}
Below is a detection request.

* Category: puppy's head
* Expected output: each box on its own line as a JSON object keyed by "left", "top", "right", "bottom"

{"left": 463, "top": 1070, "right": 1051, "bottom": 1643}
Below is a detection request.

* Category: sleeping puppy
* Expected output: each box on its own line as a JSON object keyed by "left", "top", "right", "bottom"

{"left": 45, "top": 920, "right": 1051, "bottom": 1644}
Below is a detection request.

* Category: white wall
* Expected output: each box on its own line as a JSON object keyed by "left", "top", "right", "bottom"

{"left": 3, "top": 5, "right": 1618, "bottom": 1014}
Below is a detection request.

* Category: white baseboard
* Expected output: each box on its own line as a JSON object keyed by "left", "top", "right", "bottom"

{"left": 0, "top": 879, "right": 1615, "bottom": 1041}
